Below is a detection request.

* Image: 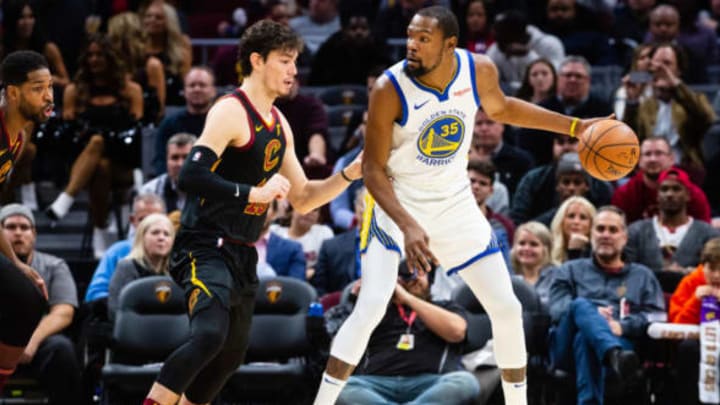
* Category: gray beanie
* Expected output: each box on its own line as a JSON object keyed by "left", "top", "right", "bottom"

{"left": 0, "top": 203, "right": 35, "bottom": 227}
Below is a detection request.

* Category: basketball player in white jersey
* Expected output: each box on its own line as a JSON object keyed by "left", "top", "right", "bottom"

{"left": 313, "top": 7, "right": 607, "bottom": 405}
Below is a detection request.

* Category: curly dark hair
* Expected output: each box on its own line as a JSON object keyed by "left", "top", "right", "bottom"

{"left": 73, "top": 34, "right": 130, "bottom": 110}
{"left": 237, "top": 20, "right": 303, "bottom": 77}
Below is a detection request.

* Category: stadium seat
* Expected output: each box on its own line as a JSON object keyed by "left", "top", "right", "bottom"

{"left": 326, "top": 104, "right": 366, "bottom": 127}
{"left": 318, "top": 84, "right": 368, "bottom": 106}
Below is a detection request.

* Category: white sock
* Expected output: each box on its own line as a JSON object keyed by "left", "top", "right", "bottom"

{"left": 501, "top": 378, "right": 527, "bottom": 405}
{"left": 313, "top": 372, "right": 347, "bottom": 405}
{"left": 50, "top": 192, "right": 74, "bottom": 218}
{"left": 93, "top": 226, "right": 115, "bottom": 259}
{"left": 20, "top": 182, "right": 37, "bottom": 210}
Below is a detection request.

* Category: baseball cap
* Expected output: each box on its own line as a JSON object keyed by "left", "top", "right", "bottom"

{"left": 556, "top": 152, "right": 584, "bottom": 177}
{"left": 0, "top": 203, "right": 35, "bottom": 227}
{"left": 657, "top": 167, "right": 693, "bottom": 190}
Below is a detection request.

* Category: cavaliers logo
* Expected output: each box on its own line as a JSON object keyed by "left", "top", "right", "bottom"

{"left": 416, "top": 115, "right": 464, "bottom": 159}
{"left": 188, "top": 288, "right": 201, "bottom": 314}
{"left": 0, "top": 151, "right": 13, "bottom": 183}
{"left": 263, "top": 139, "right": 282, "bottom": 172}
{"left": 265, "top": 281, "right": 283, "bottom": 304}
{"left": 154, "top": 281, "right": 172, "bottom": 303}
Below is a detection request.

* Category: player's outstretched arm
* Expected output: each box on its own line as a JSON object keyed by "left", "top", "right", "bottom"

{"left": 278, "top": 113, "right": 361, "bottom": 214}
{"left": 363, "top": 76, "right": 437, "bottom": 273}
{"left": 473, "top": 54, "right": 608, "bottom": 137}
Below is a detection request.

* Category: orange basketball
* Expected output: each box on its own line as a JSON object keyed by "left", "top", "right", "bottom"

{"left": 577, "top": 120, "right": 640, "bottom": 181}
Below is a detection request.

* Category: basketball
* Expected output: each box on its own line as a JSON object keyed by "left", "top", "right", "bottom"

{"left": 577, "top": 120, "right": 640, "bottom": 181}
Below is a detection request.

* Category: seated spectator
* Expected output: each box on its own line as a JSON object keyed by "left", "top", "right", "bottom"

{"left": 0, "top": 204, "right": 81, "bottom": 404}
{"left": 335, "top": 261, "right": 480, "bottom": 405}
{"left": 511, "top": 221, "right": 558, "bottom": 309}
{"left": 471, "top": 108, "right": 534, "bottom": 196}
{"left": 290, "top": 0, "right": 341, "bottom": 56}
{"left": 108, "top": 213, "right": 174, "bottom": 320}
{"left": 542, "top": 0, "right": 615, "bottom": 65}
{"left": 313, "top": 188, "right": 365, "bottom": 297}
{"left": 46, "top": 34, "right": 143, "bottom": 258}
{"left": 467, "top": 159, "right": 514, "bottom": 263}
{"left": 623, "top": 43, "right": 715, "bottom": 180}
{"left": 611, "top": 0, "right": 655, "bottom": 45}
{"left": 84, "top": 194, "right": 167, "bottom": 304}
{"left": 141, "top": 1, "right": 192, "bottom": 105}
{"left": 614, "top": 43, "right": 655, "bottom": 121}
{"left": 668, "top": 237, "right": 720, "bottom": 404}
{"left": 372, "top": 0, "right": 429, "bottom": 46}
{"left": 257, "top": 200, "right": 306, "bottom": 281}
{"left": 271, "top": 205, "right": 334, "bottom": 281}
{"left": 625, "top": 168, "right": 720, "bottom": 274}
{"left": 515, "top": 58, "right": 557, "bottom": 105}
{"left": 275, "top": 78, "right": 331, "bottom": 175}
{"left": 152, "top": 66, "right": 215, "bottom": 175}
{"left": 140, "top": 133, "right": 196, "bottom": 213}
{"left": 550, "top": 196, "right": 596, "bottom": 264}
{"left": 517, "top": 55, "right": 613, "bottom": 166}
{"left": 612, "top": 136, "right": 711, "bottom": 223}
{"left": 549, "top": 206, "right": 665, "bottom": 403}
{"left": 460, "top": 0, "right": 494, "bottom": 54}
{"left": 108, "top": 12, "right": 166, "bottom": 124}
{"left": 486, "top": 10, "right": 565, "bottom": 89}
{"left": 699, "top": 0, "right": 720, "bottom": 36}
{"left": 308, "top": 5, "right": 387, "bottom": 86}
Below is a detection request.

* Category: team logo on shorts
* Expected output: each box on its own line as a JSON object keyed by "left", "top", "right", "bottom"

{"left": 188, "top": 288, "right": 201, "bottom": 314}
{"left": 265, "top": 281, "right": 283, "bottom": 304}
{"left": 154, "top": 281, "right": 172, "bottom": 304}
{"left": 416, "top": 115, "right": 464, "bottom": 164}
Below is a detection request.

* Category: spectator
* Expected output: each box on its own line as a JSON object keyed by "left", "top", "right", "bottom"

{"left": 140, "top": 133, "right": 196, "bottom": 213}
{"left": 257, "top": 200, "right": 306, "bottom": 281}
{"left": 460, "top": 0, "right": 494, "bottom": 54}
{"left": 542, "top": 0, "right": 615, "bottom": 65}
{"left": 515, "top": 58, "right": 558, "bottom": 105}
{"left": 549, "top": 206, "right": 665, "bottom": 404}
{"left": 84, "top": 194, "right": 167, "bottom": 304}
{"left": 313, "top": 189, "right": 365, "bottom": 297}
{"left": 108, "top": 12, "right": 166, "bottom": 124}
{"left": 668, "top": 237, "right": 720, "bottom": 404}
{"left": 275, "top": 78, "right": 331, "bottom": 174}
{"left": 550, "top": 195, "right": 596, "bottom": 264}
{"left": 309, "top": 6, "right": 388, "bottom": 86}
{"left": 623, "top": 42, "right": 715, "bottom": 179}
{"left": 624, "top": 168, "right": 720, "bottom": 274}
{"left": 612, "top": 0, "right": 656, "bottom": 45}
{"left": 108, "top": 213, "right": 174, "bottom": 320}
{"left": 289, "top": 0, "right": 341, "bottom": 55}
{"left": 271, "top": 205, "right": 334, "bottom": 281}
{"left": 45, "top": 34, "right": 143, "bottom": 258}
{"left": 511, "top": 221, "right": 558, "bottom": 309}
{"left": 141, "top": 0, "right": 192, "bottom": 105}
{"left": 335, "top": 261, "right": 480, "bottom": 405}
{"left": 512, "top": 151, "right": 611, "bottom": 225}
{"left": 486, "top": 10, "right": 565, "bottom": 89}
{"left": 373, "top": 0, "right": 431, "bottom": 46}
{"left": 2, "top": 1, "right": 69, "bottom": 88}
{"left": 699, "top": 0, "right": 720, "bottom": 36}
{"left": 330, "top": 111, "right": 367, "bottom": 230}
{"left": 517, "top": 55, "right": 613, "bottom": 166}
{"left": 467, "top": 159, "right": 515, "bottom": 256}
{"left": 614, "top": 43, "right": 655, "bottom": 121}
{"left": 470, "top": 108, "right": 534, "bottom": 196}
{"left": 0, "top": 204, "right": 81, "bottom": 405}
{"left": 152, "top": 66, "right": 215, "bottom": 175}
{"left": 611, "top": 136, "right": 711, "bottom": 223}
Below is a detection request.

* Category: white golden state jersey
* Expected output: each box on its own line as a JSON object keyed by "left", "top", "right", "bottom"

{"left": 384, "top": 48, "right": 480, "bottom": 198}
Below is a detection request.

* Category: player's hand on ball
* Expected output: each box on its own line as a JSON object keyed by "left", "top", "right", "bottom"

{"left": 402, "top": 221, "right": 438, "bottom": 274}
{"left": 575, "top": 114, "right": 615, "bottom": 138}
{"left": 250, "top": 173, "right": 290, "bottom": 203}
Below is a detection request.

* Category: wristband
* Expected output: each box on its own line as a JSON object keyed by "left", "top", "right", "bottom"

{"left": 569, "top": 117, "right": 580, "bottom": 138}
{"left": 340, "top": 168, "right": 353, "bottom": 182}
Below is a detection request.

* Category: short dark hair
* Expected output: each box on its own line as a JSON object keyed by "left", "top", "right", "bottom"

{"left": 237, "top": 20, "right": 303, "bottom": 77}
{"left": 467, "top": 159, "right": 496, "bottom": 183}
{"left": 416, "top": 6, "right": 459, "bottom": 40}
{"left": 1, "top": 50, "right": 48, "bottom": 88}
{"left": 595, "top": 205, "right": 627, "bottom": 230}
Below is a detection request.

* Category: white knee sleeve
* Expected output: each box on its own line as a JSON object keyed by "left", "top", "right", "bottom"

{"left": 458, "top": 253, "right": 526, "bottom": 369}
{"left": 329, "top": 241, "right": 400, "bottom": 365}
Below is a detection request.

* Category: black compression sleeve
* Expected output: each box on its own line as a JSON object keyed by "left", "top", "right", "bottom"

{"left": 178, "top": 145, "right": 251, "bottom": 203}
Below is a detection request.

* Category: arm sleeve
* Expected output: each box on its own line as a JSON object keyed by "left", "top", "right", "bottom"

{"left": 178, "top": 145, "right": 251, "bottom": 202}
{"left": 669, "top": 276, "right": 702, "bottom": 324}
{"left": 621, "top": 270, "right": 666, "bottom": 337}
{"left": 549, "top": 264, "right": 575, "bottom": 323}
{"left": 47, "top": 258, "right": 78, "bottom": 308}
{"left": 107, "top": 260, "right": 139, "bottom": 321}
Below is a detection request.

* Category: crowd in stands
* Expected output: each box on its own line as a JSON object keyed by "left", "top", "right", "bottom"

{"left": 5, "top": 0, "right": 720, "bottom": 404}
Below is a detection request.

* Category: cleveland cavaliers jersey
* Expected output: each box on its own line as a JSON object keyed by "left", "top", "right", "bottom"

{"left": 384, "top": 49, "right": 480, "bottom": 198}
{"left": 181, "top": 89, "right": 287, "bottom": 243}
{"left": 0, "top": 110, "right": 22, "bottom": 185}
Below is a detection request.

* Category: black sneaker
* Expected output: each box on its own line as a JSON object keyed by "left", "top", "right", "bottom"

{"left": 605, "top": 348, "right": 640, "bottom": 381}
